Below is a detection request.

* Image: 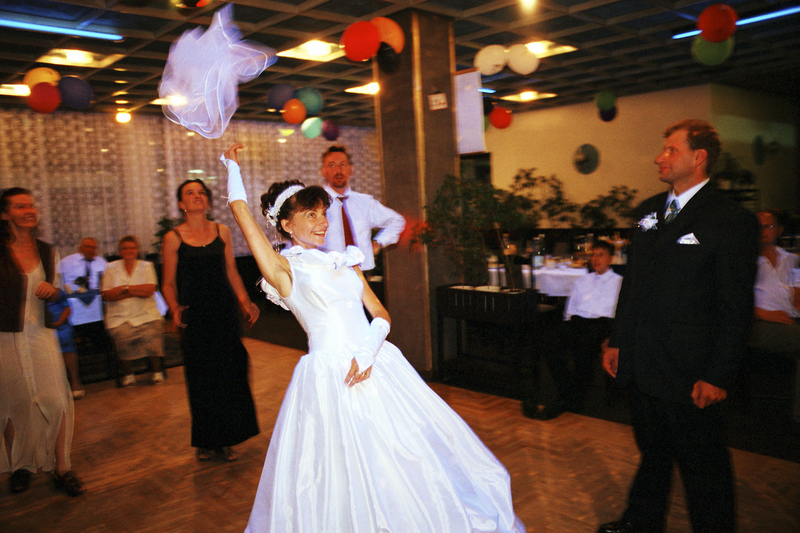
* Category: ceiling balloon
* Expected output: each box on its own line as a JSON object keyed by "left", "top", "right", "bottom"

{"left": 322, "top": 120, "right": 340, "bottom": 141}
{"left": 692, "top": 35, "right": 734, "bottom": 66}
{"left": 506, "top": 44, "right": 539, "bottom": 75}
{"left": 595, "top": 90, "right": 616, "bottom": 111}
{"left": 268, "top": 84, "right": 295, "bottom": 111}
{"left": 58, "top": 76, "right": 93, "bottom": 110}
{"left": 341, "top": 21, "right": 381, "bottom": 62}
{"left": 370, "top": 17, "right": 405, "bottom": 54}
{"left": 488, "top": 106, "right": 512, "bottom": 129}
{"left": 296, "top": 87, "right": 324, "bottom": 115}
{"left": 474, "top": 45, "right": 507, "bottom": 76}
{"left": 376, "top": 42, "right": 401, "bottom": 75}
{"left": 697, "top": 4, "right": 738, "bottom": 43}
{"left": 23, "top": 67, "right": 60, "bottom": 90}
{"left": 301, "top": 117, "right": 323, "bottom": 139}
{"left": 282, "top": 98, "right": 307, "bottom": 124}
{"left": 27, "top": 82, "right": 61, "bottom": 114}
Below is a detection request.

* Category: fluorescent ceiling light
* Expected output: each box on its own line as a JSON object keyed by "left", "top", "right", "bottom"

{"left": 36, "top": 49, "right": 124, "bottom": 69}
{"left": 0, "top": 18, "right": 123, "bottom": 41}
{"left": 346, "top": 82, "right": 379, "bottom": 95}
{"left": 525, "top": 40, "right": 577, "bottom": 58}
{"left": 278, "top": 40, "right": 345, "bottom": 62}
{"left": 479, "top": 88, "right": 496, "bottom": 94}
{"left": 673, "top": 6, "right": 800, "bottom": 39}
{"left": 500, "top": 91, "right": 557, "bottom": 103}
{"left": 0, "top": 84, "right": 31, "bottom": 97}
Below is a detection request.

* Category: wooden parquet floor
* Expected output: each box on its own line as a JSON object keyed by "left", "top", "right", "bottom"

{"left": 2, "top": 338, "right": 798, "bottom": 533}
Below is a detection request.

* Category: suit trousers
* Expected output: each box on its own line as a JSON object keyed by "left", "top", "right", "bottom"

{"left": 622, "top": 387, "right": 735, "bottom": 533}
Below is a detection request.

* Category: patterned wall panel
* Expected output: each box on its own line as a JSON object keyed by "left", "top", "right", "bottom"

{"left": 0, "top": 109, "right": 379, "bottom": 258}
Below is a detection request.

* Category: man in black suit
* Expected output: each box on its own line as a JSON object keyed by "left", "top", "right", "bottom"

{"left": 598, "top": 119, "right": 759, "bottom": 533}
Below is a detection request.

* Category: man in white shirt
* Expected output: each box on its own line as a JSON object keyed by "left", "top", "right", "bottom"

{"left": 531, "top": 240, "right": 622, "bottom": 420}
{"left": 318, "top": 145, "right": 405, "bottom": 272}
{"left": 750, "top": 209, "right": 800, "bottom": 422}
{"left": 60, "top": 237, "right": 113, "bottom": 376}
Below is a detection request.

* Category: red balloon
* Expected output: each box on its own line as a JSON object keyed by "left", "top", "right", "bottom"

{"left": 27, "top": 82, "right": 61, "bottom": 114}
{"left": 341, "top": 21, "right": 381, "bottom": 62}
{"left": 697, "top": 4, "right": 737, "bottom": 43}
{"left": 282, "top": 98, "right": 306, "bottom": 124}
{"left": 488, "top": 106, "right": 512, "bottom": 129}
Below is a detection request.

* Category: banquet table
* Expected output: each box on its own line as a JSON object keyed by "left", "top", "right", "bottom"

{"left": 533, "top": 267, "right": 588, "bottom": 297}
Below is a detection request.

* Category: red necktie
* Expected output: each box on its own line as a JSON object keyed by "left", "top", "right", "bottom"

{"left": 338, "top": 196, "right": 355, "bottom": 247}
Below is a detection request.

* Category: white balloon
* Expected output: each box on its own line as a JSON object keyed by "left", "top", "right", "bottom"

{"left": 474, "top": 45, "right": 507, "bottom": 76}
{"left": 506, "top": 44, "right": 540, "bottom": 75}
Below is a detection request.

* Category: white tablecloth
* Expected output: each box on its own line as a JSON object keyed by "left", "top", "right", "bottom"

{"left": 533, "top": 267, "right": 588, "bottom": 297}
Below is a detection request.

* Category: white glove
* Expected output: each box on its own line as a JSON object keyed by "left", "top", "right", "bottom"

{"left": 220, "top": 153, "right": 247, "bottom": 204}
{"left": 354, "top": 317, "right": 390, "bottom": 372}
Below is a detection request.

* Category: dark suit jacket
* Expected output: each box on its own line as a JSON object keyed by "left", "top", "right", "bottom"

{"left": 609, "top": 183, "right": 758, "bottom": 403}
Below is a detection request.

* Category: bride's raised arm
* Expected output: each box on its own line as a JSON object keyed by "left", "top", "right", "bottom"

{"left": 223, "top": 143, "right": 293, "bottom": 298}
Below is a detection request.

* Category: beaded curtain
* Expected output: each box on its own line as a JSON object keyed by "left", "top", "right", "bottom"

{"left": 0, "top": 109, "right": 380, "bottom": 258}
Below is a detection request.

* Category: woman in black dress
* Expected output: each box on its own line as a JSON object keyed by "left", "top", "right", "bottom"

{"left": 161, "top": 179, "right": 260, "bottom": 461}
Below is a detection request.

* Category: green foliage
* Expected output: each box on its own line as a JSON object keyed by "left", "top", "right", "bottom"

{"left": 412, "top": 169, "right": 639, "bottom": 285}
{"left": 153, "top": 215, "right": 179, "bottom": 252}
{"left": 712, "top": 152, "right": 755, "bottom": 188}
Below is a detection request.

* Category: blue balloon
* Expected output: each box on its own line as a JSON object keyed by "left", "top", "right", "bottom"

{"left": 268, "top": 84, "right": 295, "bottom": 111}
{"left": 58, "top": 76, "right": 93, "bottom": 110}
{"left": 296, "top": 87, "right": 324, "bottom": 115}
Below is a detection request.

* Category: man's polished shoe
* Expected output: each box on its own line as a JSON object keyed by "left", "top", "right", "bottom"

{"left": 597, "top": 520, "right": 639, "bottom": 533}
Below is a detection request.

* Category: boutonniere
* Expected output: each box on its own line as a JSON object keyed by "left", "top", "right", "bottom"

{"left": 638, "top": 212, "right": 658, "bottom": 231}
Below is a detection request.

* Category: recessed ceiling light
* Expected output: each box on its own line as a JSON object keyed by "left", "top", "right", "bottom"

{"left": 36, "top": 49, "right": 124, "bottom": 68}
{"left": 151, "top": 95, "right": 187, "bottom": 106}
{"left": 0, "top": 84, "right": 30, "bottom": 97}
{"left": 346, "top": 82, "right": 379, "bottom": 95}
{"left": 499, "top": 91, "right": 557, "bottom": 103}
{"left": 525, "top": 40, "right": 577, "bottom": 58}
{"left": 278, "top": 40, "right": 345, "bottom": 62}
{"left": 115, "top": 100, "right": 129, "bottom": 104}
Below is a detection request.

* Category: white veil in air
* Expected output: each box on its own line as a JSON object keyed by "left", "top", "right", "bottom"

{"left": 159, "top": 5, "right": 277, "bottom": 138}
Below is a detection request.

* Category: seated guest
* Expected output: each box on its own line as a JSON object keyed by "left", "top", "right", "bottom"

{"left": 532, "top": 240, "right": 622, "bottom": 419}
{"left": 101, "top": 236, "right": 165, "bottom": 386}
{"left": 60, "top": 237, "right": 113, "bottom": 375}
{"left": 750, "top": 210, "right": 800, "bottom": 423}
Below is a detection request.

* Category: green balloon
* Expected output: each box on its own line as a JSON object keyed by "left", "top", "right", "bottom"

{"left": 301, "top": 117, "right": 323, "bottom": 139}
{"left": 595, "top": 90, "right": 616, "bottom": 111}
{"left": 692, "top": 35, "right": 734, "bottom": 66}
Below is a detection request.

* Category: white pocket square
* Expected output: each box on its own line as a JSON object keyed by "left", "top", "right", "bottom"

{"left": 678, "top": 233, "right": 700, "bottom": 245}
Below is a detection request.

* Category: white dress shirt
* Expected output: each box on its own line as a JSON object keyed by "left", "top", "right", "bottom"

{"left": 665, "top": 178, "right": 710, "bottom": 215}
{"left": 60, "top": 252, "right": 107, "bottom": 325}
{"left": 101, "top": 260, "right": 163, "bottom": 329}
{"left": 754, "top": 246, "right": 800, "bottom": 318}
{"left": 564, "top": 269, "right": 623, "bottom": 320}
{"left": 321, "top": 184, "right": 406, "bottom": 271}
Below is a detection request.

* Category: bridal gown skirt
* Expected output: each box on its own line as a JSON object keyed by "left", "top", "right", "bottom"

{"left": 245, "top": 340, "right": 525, "bottom": 533}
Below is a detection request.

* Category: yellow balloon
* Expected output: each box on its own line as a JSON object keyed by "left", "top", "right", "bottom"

{"left": 23, "top": 67, "right": 61, "bottom": 89}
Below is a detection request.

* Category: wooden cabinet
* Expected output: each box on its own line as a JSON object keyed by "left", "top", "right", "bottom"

{"left": 435, "top": 285, "right": 554, "bottom": 399}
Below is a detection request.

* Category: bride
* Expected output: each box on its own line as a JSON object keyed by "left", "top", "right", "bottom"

{"left": 223, "top": 143, "right": 525, "bottom": 533}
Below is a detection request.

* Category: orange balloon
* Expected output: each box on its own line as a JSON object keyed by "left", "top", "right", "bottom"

{"left": 23, "top": 67, "right": 60, "bottom": 90}
{"left": 370, "top": 17, "right": 405, "bottom": 54}
{"left": 282, "top": 98, "right": 307, "bottom": 125}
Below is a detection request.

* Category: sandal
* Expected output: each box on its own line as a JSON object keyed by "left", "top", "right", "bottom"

{"left": 196, "top": 448, "right": 213, "bottom": 461}
{"left": 53, "top": 470, "right": 84, "bottom": 497}
{"left": 10, "top": 469, "right": 31, "bottom": 494}
{"left": 218, "top": 447, "right": 239, "bottom": 462}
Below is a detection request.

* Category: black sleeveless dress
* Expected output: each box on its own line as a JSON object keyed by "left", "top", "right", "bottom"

{"left": 174, "top": 226, "right": 258, "bottom": 449}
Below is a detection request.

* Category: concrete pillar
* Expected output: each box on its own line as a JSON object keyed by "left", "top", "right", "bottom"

{"left": 377, "top": 10, "right": 457, "bottom": 376}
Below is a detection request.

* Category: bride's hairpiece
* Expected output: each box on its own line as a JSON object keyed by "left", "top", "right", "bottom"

{"left": 266, "top": 185, "right": 304, "bottom": 227}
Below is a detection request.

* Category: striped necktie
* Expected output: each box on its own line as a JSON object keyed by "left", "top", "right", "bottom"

{"left": 664, "top": 199, "right": 679, "bottom": 223}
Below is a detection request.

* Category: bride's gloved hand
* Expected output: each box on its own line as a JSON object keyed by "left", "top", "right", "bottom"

{"left": 221, "top": 143, "right": 247, "bottom": 204}
{"left": 345, "top": 317, "right": 390, "bottom": 387}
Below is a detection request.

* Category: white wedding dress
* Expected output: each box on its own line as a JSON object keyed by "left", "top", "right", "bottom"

{"left": 245, "top": 246, "right": 525, "bottom": 533}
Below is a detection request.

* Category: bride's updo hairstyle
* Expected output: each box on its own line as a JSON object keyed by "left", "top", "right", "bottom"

{"left": 261, "top": 180, "right": 330, "bottom": 240}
